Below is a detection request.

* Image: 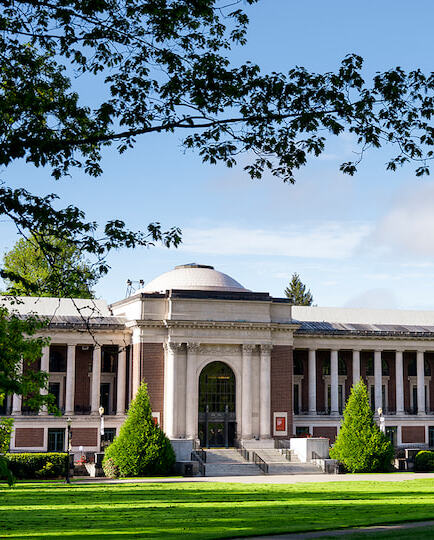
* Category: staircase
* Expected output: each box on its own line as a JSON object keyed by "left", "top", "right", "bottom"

{"left": 201, "top": 448, "right": 264, "bottom": 476}
{"left": 254, "top": 448, "right": 321, "bottom": 475}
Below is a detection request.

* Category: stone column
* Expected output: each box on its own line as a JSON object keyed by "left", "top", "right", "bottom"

{"left": 417, "top": 350, "right": 426, "bottom": 415}
{"left": 242, "top": 344, "right": 255, "bottom": 439}
{"left": 330, "top": 350, "right": 339, "bottom": 415}
{"left": 39, "top": 345, "right": 50, "bottom": 416}
{"left": 116, "top": 346, "right": 126, "bottom": 415}
{"left": 308, "top": 349, "right": 317, "bottom": 414}
{"left": 163, "top": 342, "right": 183, "bottom": 439}
{"left": 352, "top": 349, "right": 361, "bottom": 386}
{"left": 259, "top": 344, "right": 272, "bottom": 439}
{"left": 395, "top": 349, "right": 404, "bottom": 414}
{"left": 65, "top": 344, "right": 76, "bottom": 415}
{"left": 91, "top": 345, "right": 101, "bottom": 415}
{"left": 12, "top": 357, "right": 23, "bottom": 415}
{"left": 186, "top": 342, "right": 200, "bottom": 439}
{"left": 374, "top": 350, "right": 382, "bottom": 412}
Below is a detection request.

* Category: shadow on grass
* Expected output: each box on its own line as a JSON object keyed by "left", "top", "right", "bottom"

{"left": 1, "top": 481, "right": 434, "bottom": 538}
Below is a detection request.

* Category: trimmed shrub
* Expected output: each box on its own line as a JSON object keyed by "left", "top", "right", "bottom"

{"left": 103, "top": 382, "right": 175, "bottom": 477}
{"left": 330, "top": 380, "right": 394, "bottom": 473}
{"left": 415, "top": 451, "right": 434, "bottom": 472}
{"left": 5, "top": 453, "right": 68, "bottom": 479}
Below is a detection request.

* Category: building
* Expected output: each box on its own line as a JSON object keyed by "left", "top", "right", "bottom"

{"left": 3, "top": 263, "right": 434, "bottom": 457}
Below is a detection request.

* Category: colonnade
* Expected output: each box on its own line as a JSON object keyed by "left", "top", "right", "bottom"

{"left": 11, "top": 344, "right": 127, "bottom": 416}
{"left": 304, "top": 348, "right": 428, "bottom": 416}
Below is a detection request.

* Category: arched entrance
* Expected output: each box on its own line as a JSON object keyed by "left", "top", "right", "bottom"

{"left": 198, "top": 361, "right": 236, "bottom": 447}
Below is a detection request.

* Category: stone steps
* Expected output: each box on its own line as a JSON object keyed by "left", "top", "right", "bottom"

{"left": 202, "top": 448, "right": 263, "bottom": 476}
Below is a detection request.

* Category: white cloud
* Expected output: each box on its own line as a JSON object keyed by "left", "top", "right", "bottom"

{"left": 371, "top": 183, "right": 434, "bottom": 258}
{"left": 179, "top": 222, "right": 372, "bottom": 259}
{"left": 344, "top": 288, "right": 398, "bottom": 309}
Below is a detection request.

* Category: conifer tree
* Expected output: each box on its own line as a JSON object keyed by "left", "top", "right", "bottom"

{"left": 330, "top": 380, "right": 393, "bottom": 473}
{"left": 103, "top": 382, "right": 175, "bottom": 477}
{"left": 284, "top": 273, "right": 313, "bottom": 305}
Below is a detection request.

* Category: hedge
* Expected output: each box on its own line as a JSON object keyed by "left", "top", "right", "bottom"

{"left": 415, "top": 450, "right": 434, "bottom": 472}
{"left": 5, "top": 453, "right": 68, "bottom": 479}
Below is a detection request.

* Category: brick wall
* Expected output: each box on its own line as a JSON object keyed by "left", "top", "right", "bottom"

{"left": 313, "top": 426, "right": 337, "bottom": 443}
{"left": 74, "top": 346, "right": 92, "bottom": 413}
{"left": 15, "top": 428, "right": 44, "bottom": 447}
{"left": 401, "top": 425, "right": 425, "bottom": 444}
{"left": 384, "top": 351, "right": 396, "bottom": 412}
{"left": 141, "top": 343, "right": 164, "bottom": 428}
{"left": 71, "top": 428, "right": 98, "bottom": 447}
{"left": 271, "top": 345, "right": 293, "bottom": 438}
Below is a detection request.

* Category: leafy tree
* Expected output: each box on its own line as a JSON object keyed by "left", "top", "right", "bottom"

{"left": 330, "top": 380, "right": 393, "bottom": 473}
{"left": 284, "top": 273, "right": 313, "bottom": 305}
{"left": 0, "top": 306, "right": 54, "bottom": 412}
{"left": 3, "top": 234, "right": 98, "bottom": 298}
{"left": 103, "top": 382, "right": 175, "bottom": 477}
{"left": 0, "top": 0, "right": 433, "bottom": 294}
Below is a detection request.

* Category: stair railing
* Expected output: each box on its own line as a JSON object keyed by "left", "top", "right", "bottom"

{"left": 191, "top": 451, "right": 206, "bottom": 476}
{"left": 236, "top": 446, "right": 250, "bottom": 461}
{"left": 251, "top": 451, "right": 269, "bottom": 474}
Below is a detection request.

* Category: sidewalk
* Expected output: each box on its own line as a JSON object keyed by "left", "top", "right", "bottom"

{"left": 71, "top": 472, "right": 434, "bottom": 484}
{"left": 243, "top": 520, "right": 434, "bottom": 539}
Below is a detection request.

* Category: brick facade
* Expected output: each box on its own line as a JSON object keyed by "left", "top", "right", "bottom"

{"left": 15, "top": 428, "right": 44, "bottom": 447}
{"left": 313, "top": 426, "right": 337, "bottom": 443}
{"left": 401, "top": 425, "right": 425, "bottom": 444}
{"left": 71, "top": 428, "right": 98, "bottom": 447}
{"left": 74, "top": 346, "right": 92, "bottom": 414}
{"left": 140, "top": 343, "right": 164, "bottom": 428}
{"left": 271, "top": 345, "right": 293, "bottom": 438}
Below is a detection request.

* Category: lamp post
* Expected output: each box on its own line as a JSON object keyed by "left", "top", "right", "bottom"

{"left": 65, "top": 417, "right": 72, "bottom": 484}
{"left": 98, "top": 406, "right": 105, "bottom": 452}
{"left": 377, "top": 407, "right": 386, "bottom": 434}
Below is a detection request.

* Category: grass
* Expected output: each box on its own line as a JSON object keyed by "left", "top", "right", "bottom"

{"left": 1, "top": 479, "right": 434, "bottom": 538}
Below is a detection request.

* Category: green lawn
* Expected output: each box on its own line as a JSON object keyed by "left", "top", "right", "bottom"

{"left": 1, "top": 479, "right": 434, "bottom": 539}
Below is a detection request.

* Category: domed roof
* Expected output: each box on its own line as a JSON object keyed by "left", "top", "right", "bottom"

{"left": 140, "top": 264, "right": 249, "bottom": 293}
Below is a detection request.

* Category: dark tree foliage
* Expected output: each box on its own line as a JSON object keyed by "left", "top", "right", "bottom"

{"left": 0, "top": 0, "right": 432, "bottom": 289}
{"left": 0, "top": 306, "right": 54, "bottom": 412}
{"left": 284, "top": 273, "right": 313, "bottom": 306}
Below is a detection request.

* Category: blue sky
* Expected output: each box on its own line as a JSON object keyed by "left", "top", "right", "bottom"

{"left": 2, "top": 0, "right": 434, "bottom": 308}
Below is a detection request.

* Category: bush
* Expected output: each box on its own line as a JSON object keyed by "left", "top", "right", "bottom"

{"left": 330, "top": 380, "right": 394, "bottom": 473}
{"left": 415, "top": 451, "right": 434, "bottom": 472}
{"left": 103, "top": 382, "right": 175, "bottom": 478}
{"left": 0, "top": 418, "right": 14, "bottom": 453}
{"left": 5, "top": 453, "right": 68, "bottom": 479}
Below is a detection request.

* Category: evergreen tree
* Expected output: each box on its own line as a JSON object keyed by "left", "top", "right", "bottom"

{"left": 330, "top": 380, "right": 393, "bottom": 473}
{"left": 103, "top": 382, "right": 175, "bottom": 478}
{"left": 284, "top": 273, "right": 313, "bottom": 305}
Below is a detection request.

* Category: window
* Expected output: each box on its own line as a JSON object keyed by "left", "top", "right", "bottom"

{"left": 429, "top": 426, "right": 434, "bottom": 448}
{"left": 48, "top": 382, "right": 60, "bottom": 409}
{"left": 293, "top": 384, "right": 300, "bottom": 415}
{"left": 102, "top": 346, "right": 118, "bottom": 373}
{"left": 101, "top": 428, "right": 116, "bottom": 450}
{"left": 49, "top": 346, "right": 67, "bottom": 372}
{"left": 293, "top": 356, "right": 304, "bottom": 375}
{"left": 100, "top": 383, "right": 111, "bottom": 414}
{"left": 385, "top": 426, "right": 397, "bottom": 446}
{"left": 296, "top": 426, "right": 310, "bottom": 436}
{"left": 48, "top": 428, "right": 65, "bottom": 452}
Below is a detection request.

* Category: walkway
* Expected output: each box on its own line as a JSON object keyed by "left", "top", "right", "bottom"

{"left": 243, "top": 520, "right": 434, "bottom": 539}
{"left": 72, "top": 472, "right": 434, "bottom": 484}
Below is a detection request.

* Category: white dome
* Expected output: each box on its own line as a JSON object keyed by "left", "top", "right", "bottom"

{"left": 140, "top": 264, "right": 249, "bottom": 293}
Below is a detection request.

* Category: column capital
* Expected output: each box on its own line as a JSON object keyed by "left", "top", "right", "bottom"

{"left": 186, "top": 342, "right": 201, "bottom": 352}
{"left": 260, "top": 344, "right": 273, "bottom": 354}
{"left": 164, "top": 341, "right": 184, "bottom": 353}
{"left": 242, "top": 344, "right": 256, "bottom": 353}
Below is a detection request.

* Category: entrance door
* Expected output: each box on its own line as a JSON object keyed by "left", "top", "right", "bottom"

{"left": 198, "top": 362, "right": 236, "bottom": 448}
